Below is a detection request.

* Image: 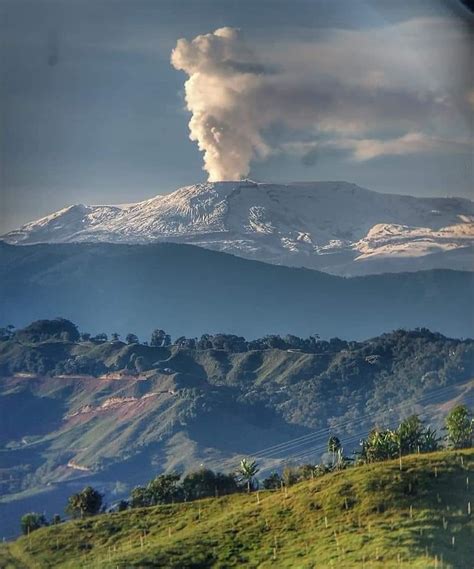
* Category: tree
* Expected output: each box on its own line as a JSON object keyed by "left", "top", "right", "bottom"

{"left": 359, "top": 429, "right": 399, "bottom": 463}
{"left": 359, "top": 416, "right": 440, "bottom": 464}
{"left": 214, "top": 472, "right": 239, "bottom": 496}
{"left": 445, "top": 405, "right": 473, "bottom": 449}
{"left": 297, "top": 464, "right": 318, "bottom": 480}
{"left": 116, "top": 500, "right": 129, "bottom": 512}
{"left": 395, "top": 415, "right": 440, "bottom": 455}
{"left": 314, "top": 464, "right": 330, "bottom": 477}
{"left": 238, "top": 458, "right": 259, "bottom": 493}
{"left": 197, "top": 334, "right": 213, "bottom": 350}
{"left": 15, "top": 318, "right": 79, "bottom": 343}
{"left": 0, "top": 324, "right": 15, "bottom": 341}
{"left": 174, "top": 336, "right": 185, "bottom": 347}
{"left": 262, "top": 335, "right": 286, "bottom": 350}
{"left": 396, "top": 415, "right": 425, "bottom": 454}
{"left": 282, "top": 464, "right": 300, "bottom": 486}
{"left": 126, "top": 333, "right": 139, "bottom": 345}
{"left": 328, "top": 435, "right": 341, "bottom": 467}
{"left": 328, "top": 436, "right": 341, "bottom": 454}
{"left": 150, "top": 329, "right": 167, "bottom": 347}
{"left": 147, "top": 473, "right": 182, "bottom": 504}
{"left": 66, "top": 486, "right": 103, "bottom": 518}
{"left": 79, "top": 332, "right": 91, "bottom": 342}
{"left": 262, "top": 472, "right": 282, "bottom": 490}
{"left": 20, "top": 512, "right": 47, "bottom": 534}
{"left": 130, "top": 486, "right": 150, "bottom": 508}
{"left": 182, "top": 468, "right": 217, "bottom": 500}
{"left": 111, "top": 333, "right": 121, "bottom": 342}
{"left": 421, "top": 426, "right": 440, "bottom": 452}
{"left": 93, "top": 333, "right": 108, "bottom": 343}
{"left": 181, "top": 469, "right": 237, "bottom": 500}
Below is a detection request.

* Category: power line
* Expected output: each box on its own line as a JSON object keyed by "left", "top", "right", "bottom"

{"left": 205, "top": 381, "right": 472, "bottom": 472}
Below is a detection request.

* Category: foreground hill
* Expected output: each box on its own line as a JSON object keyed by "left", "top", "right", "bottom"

{"left": 1, "top": 450, "right": 473, "bottom": 568}
{"left": 2, "top": 181, "right": 473, "bottom": 277}
{"left": 0, "top": 322, "right": 473, "bottom": 538}
{"left": 1, "top": 241, "right": 473, "bottom": 340}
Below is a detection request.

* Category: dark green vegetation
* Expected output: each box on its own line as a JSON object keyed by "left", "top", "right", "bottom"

{"left": 19, "top": 513, "right": 47, "bottom": 536}
{"left": 0, "top": 319, "right": 473, "bottom": 538}
{"left": 445, "top": 405, "right": 474, "bottom": 449}
{"left": 1, "top": 241, "right": 473, "bottom": 340}
{"left": 1, "top": 450, "right": 473, "bottom": 568}
{"left": 45, "top": 407, "right": 474, "bottom": 517}
{"left": 129, "top": 470, "right": 238, "bottom": 508}
{"left": 65, "top": 486, "right": 103, "bottom": 519}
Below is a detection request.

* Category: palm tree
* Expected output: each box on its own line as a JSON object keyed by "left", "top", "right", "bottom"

{"left": 238, "top": 458, "right": 260, "bottom": 493}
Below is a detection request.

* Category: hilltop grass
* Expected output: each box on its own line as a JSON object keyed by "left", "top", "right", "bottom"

{"left": 1, "top": 450, "right": 473, "bottom": 569}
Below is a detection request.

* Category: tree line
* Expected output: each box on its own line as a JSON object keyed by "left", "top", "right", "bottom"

{"left": 20, "top": 404, "right": 473, "bottom": 535}
{"left": 4, "top": 318, "right": 470, "bottom": 379}
{"left": 0, "top": 317, "right": 335, "bottom": 351}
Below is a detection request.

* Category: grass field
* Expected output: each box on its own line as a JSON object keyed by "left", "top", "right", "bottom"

{"left": 1, "top": 450, "right": 473, "bottom": 568}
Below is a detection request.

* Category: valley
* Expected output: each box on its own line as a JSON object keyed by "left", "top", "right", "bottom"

{"left": 1, "top": 241, "right": 473, "bottom": 341}
{"left": 0, "top": 319, "right": 473, "bottom": 539}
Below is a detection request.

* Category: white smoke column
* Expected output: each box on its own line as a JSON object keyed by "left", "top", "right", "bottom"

{"left": 171, "top": 22, "right": 467, "bottom": 178}
{"left": 171, "top": 27, "right": 270, "bottom": 181}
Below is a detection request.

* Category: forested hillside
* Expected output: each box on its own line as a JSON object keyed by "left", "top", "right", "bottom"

{"left": 1, "top": 319, "right": 473, "bottom": 538}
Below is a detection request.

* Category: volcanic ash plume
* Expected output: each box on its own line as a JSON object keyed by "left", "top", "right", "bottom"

{"left": 171, "top": 22, "right": 466, "bottom": 181}
{"left": 171, "top": 27, "right": 269, "bottom": 181}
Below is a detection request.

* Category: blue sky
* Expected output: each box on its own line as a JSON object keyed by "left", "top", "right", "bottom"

{"left": 0, "top": 0, "right": 472, "bottom": 232}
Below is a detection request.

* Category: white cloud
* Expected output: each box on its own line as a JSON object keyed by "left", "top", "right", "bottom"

{"left": 339, "top": 133, "right": 471, "bottom": 161}
{"left": 171, "top": 19, "right": 472, "bottom": 180}
{"left": 284, "top": 133, "right": 471, "bottom": 162}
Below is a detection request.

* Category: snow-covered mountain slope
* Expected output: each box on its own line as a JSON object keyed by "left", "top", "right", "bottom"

{"left": 3, "top": 180, "right": 473, "bottom": 276}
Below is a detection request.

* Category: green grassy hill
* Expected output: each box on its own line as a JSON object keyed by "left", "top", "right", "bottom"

{"left": 1, "top": 450, "right": 473, "bottom": 568}
{"left": 1, "top": 323, "right": 473, "bottom": 540}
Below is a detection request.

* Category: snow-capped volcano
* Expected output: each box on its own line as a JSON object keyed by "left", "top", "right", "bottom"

{"left": 3, "top": 180, "right": 473, "bottom": 276}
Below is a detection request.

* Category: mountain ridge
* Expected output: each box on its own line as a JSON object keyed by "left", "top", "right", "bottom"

{"left": 3, "top": 180, "right": 473, "bottom": 276}
{"left": 1, "top": 241, "right": 473, "bottom": 340}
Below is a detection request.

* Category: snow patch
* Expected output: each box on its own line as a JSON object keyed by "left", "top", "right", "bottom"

{"left": 2, "top": 181, "right": 473, "bottom": 276}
